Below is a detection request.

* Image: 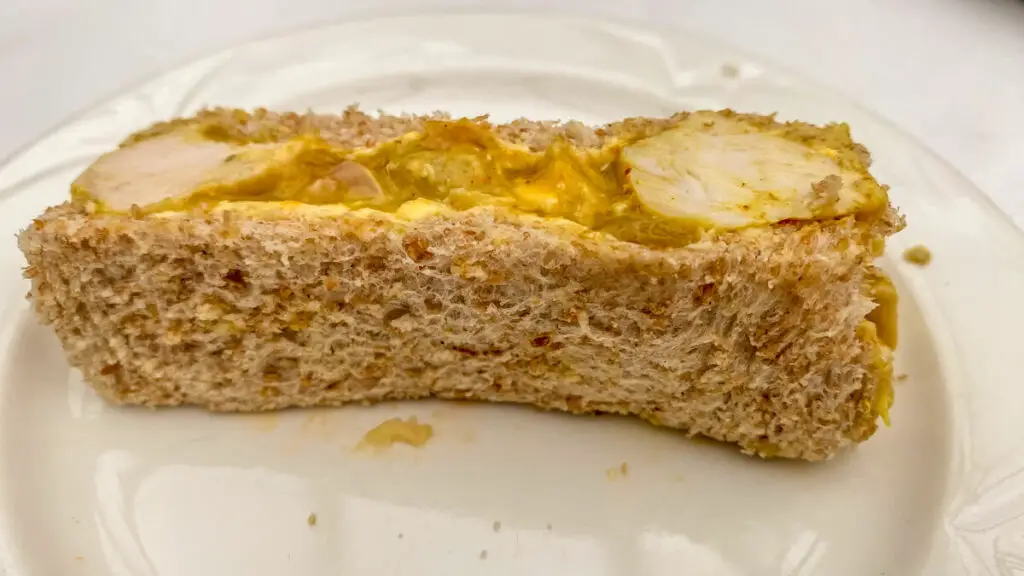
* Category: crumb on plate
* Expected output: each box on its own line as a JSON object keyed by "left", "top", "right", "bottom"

{"left": 357, "top": 416, "right": 434, "bottom": 451}
{"left": 902, "top": 244, "right": 932, "bottom": 266}
{"left": 606, "top": 461, "right": 629, "bottom": 480}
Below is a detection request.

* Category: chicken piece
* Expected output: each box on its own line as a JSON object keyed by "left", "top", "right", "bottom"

{"left": 621, "top": 111, "right": 888, "bottom": 229}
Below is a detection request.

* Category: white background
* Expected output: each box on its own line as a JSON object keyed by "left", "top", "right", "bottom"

{"left": 1, "top": 0, "right": 1023, "bottom": 226}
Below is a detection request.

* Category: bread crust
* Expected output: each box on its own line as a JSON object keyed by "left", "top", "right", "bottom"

{"left": 20, "top": 196, "right": 898, "bottom": 460}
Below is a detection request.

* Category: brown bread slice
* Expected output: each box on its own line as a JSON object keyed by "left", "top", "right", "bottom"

{"left": 18, "top": 108, "right": 903, "bottom": 460}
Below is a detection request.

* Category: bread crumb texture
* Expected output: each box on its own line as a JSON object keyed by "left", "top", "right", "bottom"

{"left": 21, "top": 198, "right": 898, "bottom": 461}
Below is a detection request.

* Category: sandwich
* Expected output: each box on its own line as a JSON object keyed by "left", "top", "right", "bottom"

{"left": 18, "top": 106, "right": 903, "bottom": 461}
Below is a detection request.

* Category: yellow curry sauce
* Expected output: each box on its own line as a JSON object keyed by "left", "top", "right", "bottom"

{"left": 72, "top": 114, "right": 890, "bottom": 248}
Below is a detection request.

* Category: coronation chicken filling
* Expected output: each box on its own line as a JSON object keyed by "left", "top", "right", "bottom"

{"left": 73, "top": 111, "right": 889, "bottom": 245}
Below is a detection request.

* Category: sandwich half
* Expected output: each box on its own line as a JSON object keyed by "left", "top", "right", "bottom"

{"left": 18, "top": 107, "right": 903, "bottom": 461}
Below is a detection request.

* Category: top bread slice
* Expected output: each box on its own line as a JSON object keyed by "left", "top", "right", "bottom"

{"left": 18, "top": 107, "right": 904, "bottom": 460}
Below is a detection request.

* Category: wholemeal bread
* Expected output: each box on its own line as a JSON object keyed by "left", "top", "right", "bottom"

{"left": 18, "top": 107, "right": 903, "bottom": 461}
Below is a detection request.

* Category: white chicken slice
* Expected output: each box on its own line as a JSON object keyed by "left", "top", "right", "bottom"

{"left": 72, "top": 130, "right": 382, "bottom": 212}
{"left": 621, "top": 112, "right": 887, "bottom": 229}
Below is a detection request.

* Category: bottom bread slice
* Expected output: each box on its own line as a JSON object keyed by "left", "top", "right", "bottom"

{"left": 20, "top": 201, "right": 898, "bottom": 461}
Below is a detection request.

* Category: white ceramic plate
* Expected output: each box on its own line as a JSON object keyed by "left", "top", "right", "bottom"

{"left": 1, "top": 13, "right": 1022, "bottom": 576}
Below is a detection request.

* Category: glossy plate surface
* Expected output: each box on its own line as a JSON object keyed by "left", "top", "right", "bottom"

{"left": 0, "top": 14, "right": 1022, "bottom": 576}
